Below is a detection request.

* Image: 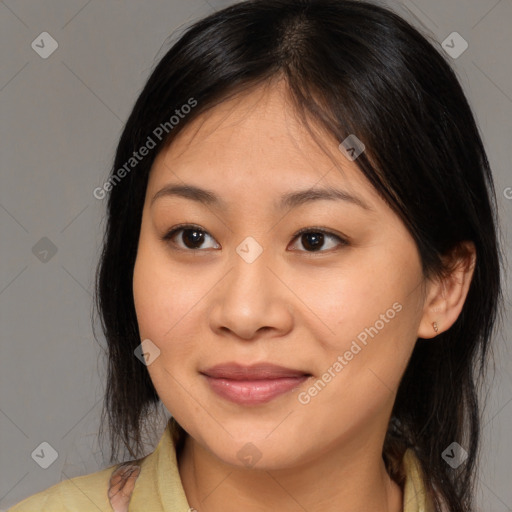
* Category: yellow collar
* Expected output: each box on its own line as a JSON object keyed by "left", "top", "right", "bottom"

{"left": 121, "top": 419, "right": 434, "bottom": 511}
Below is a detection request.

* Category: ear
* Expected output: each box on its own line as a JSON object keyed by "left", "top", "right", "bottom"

{"left": 417, "top": 241, "right": 476, "bottom": 339}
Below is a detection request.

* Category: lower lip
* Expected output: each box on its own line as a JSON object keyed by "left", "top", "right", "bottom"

{"left": 203, "top": 375, "right": 311, "bottom": 405}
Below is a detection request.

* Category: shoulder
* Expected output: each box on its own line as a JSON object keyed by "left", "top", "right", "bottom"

{"left": 9, "top": 420, "right": 189, "bottom": 511}
{"left": 7, "top": 460, "right": 143, "bottom": 512}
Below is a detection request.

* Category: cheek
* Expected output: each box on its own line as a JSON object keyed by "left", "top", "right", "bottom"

{"left": 305, "top": 257, "right": 400, "bottom": 341}
{"left": 132, "top": 255, "right": 168, "bottom": 342}
{"left": 133, "top": 240, "right": 203, "bottom": 344}
{"left": 307, "top": 253, "right": 421, "bottom": 388}
{"left": 132, "top": 244, "right": 202, "bottom": 419}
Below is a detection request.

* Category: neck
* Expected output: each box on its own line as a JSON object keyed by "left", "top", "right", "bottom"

{"left": 177, "top": 433, "right": 403, "bottom": 512}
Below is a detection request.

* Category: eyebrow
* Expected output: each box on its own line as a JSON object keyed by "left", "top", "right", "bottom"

{"left": 151, "top": 184, "right": 373, "bottom": 211}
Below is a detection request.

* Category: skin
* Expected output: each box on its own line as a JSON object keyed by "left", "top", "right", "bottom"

{"left": 132, "top": 77, "right": 476, "bottom": 512}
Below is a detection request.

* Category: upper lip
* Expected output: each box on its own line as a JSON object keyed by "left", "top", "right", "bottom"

{"left": 201, "top": 362, "right": 311, "bottom": 380}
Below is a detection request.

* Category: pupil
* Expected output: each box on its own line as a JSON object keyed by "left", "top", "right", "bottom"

{"left": 183, "top": 229, "right": 204, "bottom": 249}
{"left": 303, "top": 232, "right": 323, "bottom": 251}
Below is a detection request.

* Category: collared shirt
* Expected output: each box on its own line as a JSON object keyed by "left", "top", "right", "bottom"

{"left": 8, "top": 419, "right": 434, "bottom": 511}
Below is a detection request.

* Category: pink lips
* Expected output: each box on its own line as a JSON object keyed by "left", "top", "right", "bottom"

{"left": 201, "top": 363, "right": 312, "bottom": 405}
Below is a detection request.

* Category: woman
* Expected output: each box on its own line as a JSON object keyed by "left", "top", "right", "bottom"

{"left": 9, "top": 0, "right": 503, "bottom": 511}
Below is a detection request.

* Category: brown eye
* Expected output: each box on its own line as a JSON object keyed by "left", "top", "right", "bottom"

{"left": 179, "top": 228, "right": 206, "bottom": 249}
{"left": 161, "top": 225, "right": 220, "bottom": 250}
{"left": 289, "top": 228, "right": 348, "bottom": 253}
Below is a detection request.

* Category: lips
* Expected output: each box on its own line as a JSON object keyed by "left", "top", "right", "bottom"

{"left": 200, "top": 362, "right": 312, "bottom": 405}
{"left": 201, "top": 362, "right": 311, "bottom": 380}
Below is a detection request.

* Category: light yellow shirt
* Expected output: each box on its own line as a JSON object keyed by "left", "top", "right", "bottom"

{"left": 8, "top": 420, "right": 434, "bottom": 511}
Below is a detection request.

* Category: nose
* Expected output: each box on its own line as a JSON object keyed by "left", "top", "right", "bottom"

{"left": 208, "top": 245, "right": 294, "bottom": 341}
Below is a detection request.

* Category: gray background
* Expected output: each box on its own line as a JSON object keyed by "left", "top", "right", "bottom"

{"left": 1, "top": 0, "right": 511, "bottom": 510}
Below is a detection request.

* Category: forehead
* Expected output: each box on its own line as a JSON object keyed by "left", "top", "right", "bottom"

{"left": 147, "top": 80, "right": 381, "bottom": 208}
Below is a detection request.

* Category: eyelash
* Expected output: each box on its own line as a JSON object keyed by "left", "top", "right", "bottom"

{"left": 160, "top": 223, "right": 349, "bottom": 253}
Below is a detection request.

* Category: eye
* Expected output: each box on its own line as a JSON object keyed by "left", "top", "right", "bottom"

{"left": 161, "top": 224, "right": 220, "bottom": 251}
{"left": 288, "top": 227, "right": 349, "bottom": 253}
{"left": 161, "top": 224, "right": 349, "bottom": 253}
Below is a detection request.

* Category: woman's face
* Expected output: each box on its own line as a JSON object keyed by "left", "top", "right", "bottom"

{"left": 132, "top": 80, "right": 430, "bottom": 469}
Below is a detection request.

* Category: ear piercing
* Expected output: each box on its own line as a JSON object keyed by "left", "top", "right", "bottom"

{"left": 432, "top": 321, "right": 438, "bottom": 333}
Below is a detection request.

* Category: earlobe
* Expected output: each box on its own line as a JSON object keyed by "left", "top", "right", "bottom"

{"left": 417, "top": 241, "right": 476, "bottom": 340}
{"left": 417, "top": 280, "right": 447, "bottom": 339}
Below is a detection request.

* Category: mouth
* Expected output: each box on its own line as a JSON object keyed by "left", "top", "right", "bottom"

{"left": 200, "top": 362, "right": 313, "bottom": 405}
